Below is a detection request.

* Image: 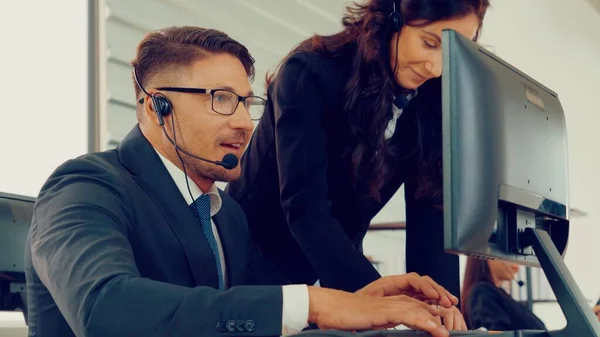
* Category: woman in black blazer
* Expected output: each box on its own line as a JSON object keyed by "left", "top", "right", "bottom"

{"left": 226, "top": 0, "right": 490, "bottom": 296}
{"left": 461, "top": 258, "right": 546, "bottom": 330}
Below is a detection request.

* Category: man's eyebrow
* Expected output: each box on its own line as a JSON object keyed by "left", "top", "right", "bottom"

{"left": 423, "top": 30, "right": 442, "bottom": 42}
{"left": 213, "top": 84, "right": 254, "bottom": 96}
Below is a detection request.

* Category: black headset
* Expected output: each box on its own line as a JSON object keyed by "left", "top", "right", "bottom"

{"left": 151, "top": 94, "right": 172, "bottom": 126}
{"left": 388, "top": 0, "right": 410, "bottom": 109}
{"left": 389, "top": 0, "right": 403, "bottom": 32}
{"left": 133, "top": 67, "right": 171, "bottom": 126}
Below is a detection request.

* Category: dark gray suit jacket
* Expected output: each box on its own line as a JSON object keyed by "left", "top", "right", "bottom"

{"left": 24, "top": 125, "right": 287, "bottom": 337}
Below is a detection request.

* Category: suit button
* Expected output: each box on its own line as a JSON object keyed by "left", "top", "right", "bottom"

{"left": 235, "top": 320, "right": 245, "bottom": 332}
{"left": 216, "top": 320, "right": 227, "bottom": 332}
{"left": 226, "top": 320, "right": 236, "bottom": 332}
{"left": 244, "top": 320, "right": 256, "bottom": 332}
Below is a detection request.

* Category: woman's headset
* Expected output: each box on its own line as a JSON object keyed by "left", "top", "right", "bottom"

{"left": 389, "top": 0, "right": 403, "bottom": 32}
{"left": 388, "top": 0, "right": 410, "bottom": 109}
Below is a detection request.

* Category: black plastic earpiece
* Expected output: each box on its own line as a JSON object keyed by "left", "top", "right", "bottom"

{"left": 151, "top": 94, "right": 172, "bottom": 126}
{"left": 133, "top": 66, "right": 171, "bottom": 126}
{"left": 389, "top": 0, "right": 402, "bottom": 32}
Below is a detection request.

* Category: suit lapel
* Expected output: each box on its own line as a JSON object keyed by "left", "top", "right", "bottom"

{"left": 118, "top": 125, "right": 219, "bottom": 288}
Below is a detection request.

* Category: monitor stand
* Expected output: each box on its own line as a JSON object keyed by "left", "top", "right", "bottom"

{"left": 522, "top": 227, "right": 600, "bottom": 337}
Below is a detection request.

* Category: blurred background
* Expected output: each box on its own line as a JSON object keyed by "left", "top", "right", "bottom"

{"left": 1, "top": 0, "right": 599, "bottom": 334}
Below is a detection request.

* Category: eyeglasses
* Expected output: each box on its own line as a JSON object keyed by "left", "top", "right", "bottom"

{"left": 154, "top": 87, "right": 267, "bottom": 121}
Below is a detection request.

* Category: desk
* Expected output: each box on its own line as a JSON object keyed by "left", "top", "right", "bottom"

{"left": 0, "top": 327, "right": 27, "bottom": 337}
{"left": 0, "top": 311, "right": 27, "bottom": 337}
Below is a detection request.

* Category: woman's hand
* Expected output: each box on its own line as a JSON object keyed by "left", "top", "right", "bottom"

{"left": 357, "top": 272, "right": 459, "bottom": 308}
{"left": 593, "top": 305, "right": 600, "bottom": 321}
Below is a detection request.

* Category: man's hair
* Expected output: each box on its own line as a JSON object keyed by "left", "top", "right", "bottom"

{"left": 130, "top": 26, "right": 255, "bottom": 114}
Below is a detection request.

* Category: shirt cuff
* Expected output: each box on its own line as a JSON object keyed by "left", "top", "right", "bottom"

{"left": 281, "top": 284, "right": 309, "bottom": 336}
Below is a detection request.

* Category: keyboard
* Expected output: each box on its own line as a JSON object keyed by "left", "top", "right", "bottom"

{"left": 292, "top": 329, "right": 549, "bottom": 337}
{"left": 361, "top": 330, "right": 548, "bottom": 336}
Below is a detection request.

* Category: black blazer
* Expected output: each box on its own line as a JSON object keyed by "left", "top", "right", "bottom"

{"left": 466, "top": 283, "right": 546, "bottom": 331}
{"left": 226, "top": 48, "right": 460, "bottom": 296}
{"left": 25, "top": 125, "right": 285, "bottom": 337}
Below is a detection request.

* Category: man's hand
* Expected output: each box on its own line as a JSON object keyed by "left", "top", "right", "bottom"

{"left": 435, "top": 306, "right": 467, "bottom": 331}
{"left": 594, "top": 305, "right": 600, "bottom": 321}
{"left": 357, "top": 273, "right": 459, "bottom": 308}
{"left": 307, "top": 286, "right": 450, "bottom": 337}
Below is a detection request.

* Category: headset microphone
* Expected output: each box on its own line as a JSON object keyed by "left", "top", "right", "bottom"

{"left": 394, "top": 94, "right": 410, "bottom": 110}
{"left": 162, "top": 128, "right": 239, "bottom": 170}
{"left": 220, "top": 153, "right": 239, "bottom": 170}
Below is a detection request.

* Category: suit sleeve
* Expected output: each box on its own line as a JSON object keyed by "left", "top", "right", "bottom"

{"left": 271, "top": 55, "right": 380, "bottom": 293}
{"left": 30, "top": 166, "right": 283, "bottom": 337}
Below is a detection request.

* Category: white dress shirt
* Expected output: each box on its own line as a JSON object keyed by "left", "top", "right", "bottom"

{"left": 385, "top": 89, "right": 418, "bottom": 140}
{"left": 154, "top": 149, "right": 309, "bottom": 336}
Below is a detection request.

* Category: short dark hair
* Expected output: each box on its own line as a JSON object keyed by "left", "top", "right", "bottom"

{"left": 131, "top": 26, "right": 255, "bottom": 103}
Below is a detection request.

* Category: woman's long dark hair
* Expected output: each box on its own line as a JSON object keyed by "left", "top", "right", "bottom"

{"left": 461, "top": 257, "right": 495, "bottom": 319}
{"left": 268, "top": 0, "right": 490, "bottom": 201}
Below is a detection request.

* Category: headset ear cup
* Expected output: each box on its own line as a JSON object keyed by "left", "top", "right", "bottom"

{"left": 155, "top": 108, "right": 165, "bottom": 126}
{"left": 151, "top": 94, "right": 171, "bottom": 126}
{"left": 389, "top": 1, "right": 402, "bottom": 32}
{"left": 394, "top": 13, "right": 402, "bottom": 31}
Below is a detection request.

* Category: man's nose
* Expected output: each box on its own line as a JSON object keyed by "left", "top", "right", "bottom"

{"left": 230, "top": 103, "right": 255, "bottom": 131}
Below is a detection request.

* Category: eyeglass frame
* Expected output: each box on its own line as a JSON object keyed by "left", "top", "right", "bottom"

{"left": 138, "top": 86, "right": 267, "bottom": 121}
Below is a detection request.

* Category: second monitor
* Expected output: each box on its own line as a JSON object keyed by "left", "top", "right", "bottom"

{"left": 441, "top": 29, "right": 569, "bottom": 266}
{"left": 441, "top": 29, "right": 599, "bottom": 337}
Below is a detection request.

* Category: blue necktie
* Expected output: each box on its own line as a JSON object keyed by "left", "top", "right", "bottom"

{"left": 190, "top": 194, "right": 224, "bottom": 289}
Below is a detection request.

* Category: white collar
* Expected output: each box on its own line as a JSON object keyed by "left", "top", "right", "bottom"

{"left": 385, "top": 89, "right": 419, "bottom": 140}
{"left": 154, "top": 148, "right": 222, "bottom": 217}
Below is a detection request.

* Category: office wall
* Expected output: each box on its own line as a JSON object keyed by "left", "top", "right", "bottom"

{"left": 0, "top": 1, "right": 89, "bottom": 198}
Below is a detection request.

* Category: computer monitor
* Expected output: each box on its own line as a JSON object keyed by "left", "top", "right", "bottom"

{"left": 0, "top": 191, "right": 34, "bottom": 323}
{"left": 441, "top": 29, "right": 599, "bottom": 336}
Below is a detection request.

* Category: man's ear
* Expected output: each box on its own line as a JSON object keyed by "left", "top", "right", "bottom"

{"left": 142, "top": 94, "right": 162, "bottom": 126}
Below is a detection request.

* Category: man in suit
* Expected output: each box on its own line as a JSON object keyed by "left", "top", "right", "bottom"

{"left": 24, "top": 26, "right": 457, "bottom": 337}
